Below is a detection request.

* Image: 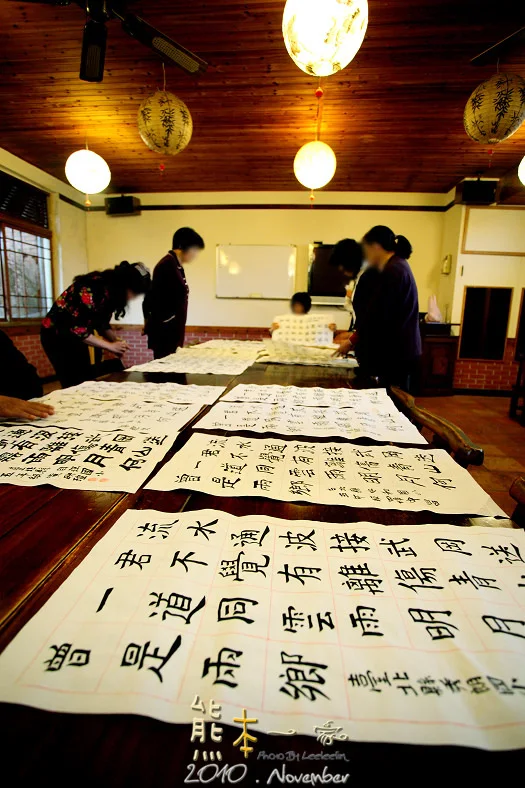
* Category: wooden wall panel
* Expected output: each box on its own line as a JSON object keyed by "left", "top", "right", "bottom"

{"left": 0, "top": 0, "right": 524, "bottom": 193}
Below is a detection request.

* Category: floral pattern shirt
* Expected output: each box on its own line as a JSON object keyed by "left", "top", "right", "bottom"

{"left": 42, "top": 273, "right": 114, "bottom": 340}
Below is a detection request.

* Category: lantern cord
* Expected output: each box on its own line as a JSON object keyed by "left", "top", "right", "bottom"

{"left": 315, "top": 82, "right": 324, "bottom": 142}
{"left": 162, "top": 61, "right": 167, "bottom": 92}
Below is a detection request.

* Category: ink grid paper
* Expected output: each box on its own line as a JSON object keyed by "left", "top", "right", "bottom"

{"left": 0, "top": 423, "right": 178, "bottom": 493}
{"left": 222, "top": 385, "right": 394, "bottom": 409}
{"left": 0, "top": 508, "right": 524, "bottom": 750}
{"left": 54, "top": 380, "right": 226, "bottom": 405}
{"left": 147, "top": 434, "right": 505, "bottom": 517}
{"left": 259, "top": 340, "right": 357, "bottom": 368}
{"left": 196, "top": 401, "right": 427, "bottom": 445}
{"left": 272, "top": 314, "right": 335, "bottom": 347}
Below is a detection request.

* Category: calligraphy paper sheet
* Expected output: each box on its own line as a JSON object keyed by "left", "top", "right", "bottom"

{"left": 147, "top": 434, "right": 505, "bottom": 517}
{"left": 259, "top": 340, "right": 357, "bottom": 368}
{"left": 222, "top": 385, "right": 393, "bottom": 408}
{"left": 0, "top": 423, "right": 177, "bottom": 492}
{"left": 33, "top": 389, "right": 204, "bottom": 434}
{"left": 195, "top": 401, "right": 427, "bottom": 445}
{"left": 0, "top": 508, "right": 523, "bottom": 750}
{"left": 193, "top": 340, "right": 265, "bottom": 353}
{"left": 272, "top": 314, "right": 335, "bottom": 346}
{"left": 128, "top": 348, "right": 255, "bottom": 376}
{"left": 57, "top": 381, "right": 225, "bottom": 405}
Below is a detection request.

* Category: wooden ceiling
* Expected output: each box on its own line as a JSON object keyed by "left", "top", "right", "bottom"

{"left": 1, "top": 0, "right": 525, "bottom": 194}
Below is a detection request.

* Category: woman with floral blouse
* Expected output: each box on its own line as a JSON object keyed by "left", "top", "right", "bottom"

{"left": 41, "top": 261, "right": 151, "bottom": 388}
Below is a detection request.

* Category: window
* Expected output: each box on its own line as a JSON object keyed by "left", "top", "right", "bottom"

{"left": 0, "top": 223, "right": 53, "bottom": 320}
{"left": 459, "top": 286, "right": 512, "bottom": 360}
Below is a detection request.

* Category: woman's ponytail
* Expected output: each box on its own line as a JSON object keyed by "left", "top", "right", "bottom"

{"left": 394, "top": 234, "right": 412, "bottom": 260}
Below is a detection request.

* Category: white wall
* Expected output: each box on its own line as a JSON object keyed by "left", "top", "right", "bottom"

{"left": 86, "top": 191, "right": 448, "bottom": 327}
{"left": 450, "top": 207, "right": 525, "bottom": 337}
{"left": 0, "top": 147, "right": 88, "bottom": 299}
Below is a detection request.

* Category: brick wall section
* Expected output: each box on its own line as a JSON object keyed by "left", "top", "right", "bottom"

{"left": 3, "top": 324, "right": 55, "bottom": 378}
{"left": 111, "top": 325, "right": 271, "bottom": 368}
{"left": 5, "top": 323, "right": 518, "bottom": 391}
{"left": 453, "top": 339, "right": 518, "bottom": 391}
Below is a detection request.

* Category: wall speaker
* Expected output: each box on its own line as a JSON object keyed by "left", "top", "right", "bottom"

{"left": 456, "top": 179, "right": 499, "bottom": 205}
{"left": 104, "top": 196, "right": 141, "bottom": 216}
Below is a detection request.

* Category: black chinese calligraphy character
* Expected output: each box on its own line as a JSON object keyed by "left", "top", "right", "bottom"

{"left": 279, "top": 652, "right": 329, "bottom": 701}
{"left": 202, "top": 648, "right": 243, "bottom": 688}
{"left": 121, "top": 636, "right": 181, "bottom": 683}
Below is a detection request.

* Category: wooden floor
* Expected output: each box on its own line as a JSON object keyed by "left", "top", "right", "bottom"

{"left": 421, "top": 395, "right": 524, "bottom": 517}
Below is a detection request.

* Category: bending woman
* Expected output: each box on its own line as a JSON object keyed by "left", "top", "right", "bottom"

{"left": 41, "top": 261, "right": 151, "bottom": 388}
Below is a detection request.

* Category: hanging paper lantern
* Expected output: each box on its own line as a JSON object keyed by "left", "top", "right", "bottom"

{"left": 138, "top": 90, "right": 193, "bottom": 155}
{"left": 65, "top": 149, "right": 111, "bottom": 194}
{"left": 518, "top": 155, "right": 525, "bottom": 186}
{"left": 294, "top": 140, "right": 336, "bottom": 189}
{"left": 283, "top": 0, "right": 368, "bottom": 77}
{"left": 464, "top": 73, "right": 525, "bottom": 145}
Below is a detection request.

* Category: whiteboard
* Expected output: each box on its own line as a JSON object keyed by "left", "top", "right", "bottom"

{"left": 216, "top": 244, "right": 296, "bottom": 299}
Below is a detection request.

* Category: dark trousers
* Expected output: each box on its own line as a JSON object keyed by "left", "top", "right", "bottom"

{"left": 41, "top": 328, "right": 123, "bottom": 389}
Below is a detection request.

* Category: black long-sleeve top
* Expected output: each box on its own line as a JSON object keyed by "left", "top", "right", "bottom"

{"left": 357, "top": 255, "right": 422, "bottom": 376}
{"left": 143, "top": 251, "right": 189, "bottom": 355}
{"left": 0, "top": 329, "right": 43, "bottom": 399}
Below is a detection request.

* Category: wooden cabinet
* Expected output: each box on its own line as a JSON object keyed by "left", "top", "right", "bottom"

{"left": 419, "top": 333, "right": 459, "bottom": 395}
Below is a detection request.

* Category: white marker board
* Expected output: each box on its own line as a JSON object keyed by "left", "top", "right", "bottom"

{"left": 216, "top": 244, "right": 296, "bottom": 299}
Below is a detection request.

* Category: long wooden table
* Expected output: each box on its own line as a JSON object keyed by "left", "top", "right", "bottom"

{"left": 0, "top": 363, "right": 522, "bottom": 781}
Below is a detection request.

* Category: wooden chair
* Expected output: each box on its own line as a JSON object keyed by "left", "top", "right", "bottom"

{"left": 389, "top": 386, "right": 484, "bottom": 469}
{"left": 510, "top": 477, "right": 525, "bottom": 528}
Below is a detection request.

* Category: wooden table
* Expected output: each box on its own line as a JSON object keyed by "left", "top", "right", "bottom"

{"left": 0, "top": 363, "right": 522, "bottom": 782}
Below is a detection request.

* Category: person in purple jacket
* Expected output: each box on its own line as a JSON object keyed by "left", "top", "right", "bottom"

{"left": 143, "top": 227, "right": 205, "bottom": 359}
{"left": 357, "top": 225, "right": 422, "bottom": 392}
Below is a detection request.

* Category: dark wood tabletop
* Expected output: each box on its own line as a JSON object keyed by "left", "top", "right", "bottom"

{"left": 1, "top": 362, "right": 522, "bottom": 782}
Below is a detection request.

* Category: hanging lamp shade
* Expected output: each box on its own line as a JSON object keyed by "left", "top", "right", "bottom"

{"left": 294, "top": 140, "right": 336, "bottom": 189}
{"left": 138, "top": 90, "right": 193, "bottom": 155}
{"left": 464, "top": 73, "right": 525, "bottom": 144}
{"left": 282, "top": 0, "right": 368, "bottom": 77}
{"left": 519, "top": 155, "right": 525, "bottom": 186}
{"left": 65, "top": 149, "right": 111, "bottom": 194}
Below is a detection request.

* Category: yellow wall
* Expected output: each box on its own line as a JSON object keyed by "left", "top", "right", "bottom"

{"left": 86, "top": 191, "right": 448, "bottom": 327}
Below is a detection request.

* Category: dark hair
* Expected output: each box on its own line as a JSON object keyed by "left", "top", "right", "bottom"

{"left": 329, "top": 238, "right": 363, "bottom": 279}
{"left": 362, "top": 225, "right": 412, "bottom": 260}
{"left": 74, "top": 261, "right": 151, "bottom": 320}
{"left": 172, "top": 227, "right": 205, "bottom": 252}
{"left": 291, "top": 292, "right": 312, "bottom": 313}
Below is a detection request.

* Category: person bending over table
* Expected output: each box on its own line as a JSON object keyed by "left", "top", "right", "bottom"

{"left": 0, "top": 328, "right": 55, "bottom": 420}
{"left": 41, "top": 261, "right": 151, "bottom": 389}
{"left": 270, "top": 291, "right": 336, "bottom": 333}
{"left": 329, "top": 238, "right": 380, "bottom": 356}
{"left": 143, "top": 227, "right": 205, "bottom": 359}
{"left": 355, "top": 225, "right": 422, "bottom": 392}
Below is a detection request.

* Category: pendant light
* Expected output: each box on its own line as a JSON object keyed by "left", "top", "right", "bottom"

{"left": 293, "top": 86, "right": 337, "bottom": 196}
{"left": 65, "top": 146, "right": 111, "bottom": 205}
{"left": 283, "top": 0, "right": 368, "bottom": 77}
{"left": 518, "top": 155, "right": 525, "bottom": 186}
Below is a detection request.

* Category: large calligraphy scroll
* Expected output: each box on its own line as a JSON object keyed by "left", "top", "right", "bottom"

{"left": 147, "top": 434, "right": 504, "bottom": 517}
{"left": 0, "top": 508, "right": 523, "bottom": 749}
{"left": 195, "top": 401, "right": 427, "bottom": 444}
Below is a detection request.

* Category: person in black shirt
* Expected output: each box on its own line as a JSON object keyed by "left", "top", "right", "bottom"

{"left": 0, "top": 328, "right": 54, "bottom": 420}
{"left": 143, "top": 227, "right": 205, "bottom": 359}
{"left": 358, "top": 225, "right": 422, "bottom": 391}
{"left": 329, "top": 238, "right": 380, "bottom": 358}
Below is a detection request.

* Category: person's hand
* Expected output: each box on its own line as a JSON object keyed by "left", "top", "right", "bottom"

{"left": 109, "top": 340, "right": 129, "bottom": 357}
{"left": 335, "top": 339, "right": 354, "bottom": 357}
{"left": 270, "top": 322, "right": 280, "bottom": 332}
{"left": 0, "top": 396, "right": 55, "bottom": 421}
{"left": 328, "top": 323, "right": 337, "bottom": 332}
